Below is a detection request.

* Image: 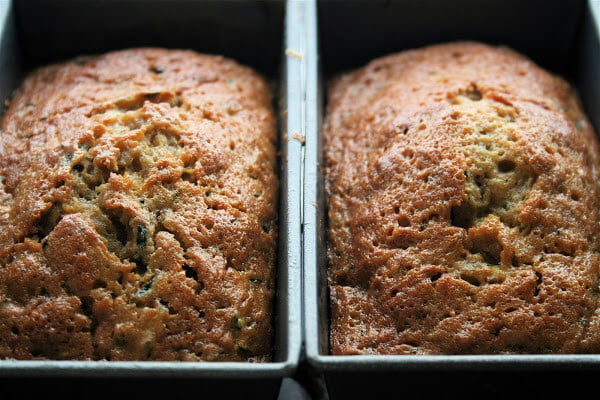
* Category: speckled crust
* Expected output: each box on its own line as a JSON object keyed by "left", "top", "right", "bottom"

{"left": 325, "top": 42, "right": 600, "bottom": 355}
{"left": 0, "top": 48, "right": 277, "bottom": 361}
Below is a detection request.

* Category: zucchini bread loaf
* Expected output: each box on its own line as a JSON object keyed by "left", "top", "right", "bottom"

{"left": 0, "top": 48, "right": 277, "bottom": 361}
{"left": 325, "top": 42, "right": 600, "bottom": 354}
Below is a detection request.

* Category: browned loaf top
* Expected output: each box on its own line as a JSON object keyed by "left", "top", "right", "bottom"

{"left": 325, "top": 42, "right": 600, "bottom": 355}
{"left": 0, "top": 48, "right": 278, "bottom": 361}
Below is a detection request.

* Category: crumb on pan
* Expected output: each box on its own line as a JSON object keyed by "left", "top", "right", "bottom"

{"left": 285, "top": 49, "right": 303, "bottom": 59}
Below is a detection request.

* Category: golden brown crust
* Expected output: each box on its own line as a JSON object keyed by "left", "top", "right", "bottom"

{"left": 0, "top": 48, "right": 277, "bottom": 361}
{"left": 325, "top": 42, "right": 600, "bottom": 355}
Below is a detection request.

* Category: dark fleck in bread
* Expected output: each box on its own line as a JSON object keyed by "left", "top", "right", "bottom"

{"left": 0, "top": 48, "right": 277, "bottom": 361}
{"left": 325, "top": 42, "right": 600, "bottom": 355}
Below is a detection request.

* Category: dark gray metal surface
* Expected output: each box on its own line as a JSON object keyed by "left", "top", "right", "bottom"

{"left": 303, "top": 0, "right": 600, "bottom": 398}
{"left": 0, "top": 0, "right": 305, "bottom": 398}
{"left": 0, "top": 0, "right": 21, "bottom": 115}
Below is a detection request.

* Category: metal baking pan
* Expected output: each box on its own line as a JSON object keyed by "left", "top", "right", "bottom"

{"left": 303, "top": 0, "right": 600, "bottom": 398}
{"left": 0, "top": 0, "right": 304, "bottom": 398}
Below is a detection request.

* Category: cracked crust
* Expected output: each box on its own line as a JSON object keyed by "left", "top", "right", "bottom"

{"left": 325, "top": 42, "right": 600, "bottom": 355}
{"left": 0, "top": 48, "right": 277, "bottom": 361}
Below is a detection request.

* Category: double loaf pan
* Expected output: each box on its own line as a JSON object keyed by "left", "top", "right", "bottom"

{"left": 0, "top": 0, "right": 305, "bottom": 398}
{"left": 1, "top": 0, "right": 600, "bottom": 398}
{"left": 303, "top": 0, "right": 600, "bottom": 398}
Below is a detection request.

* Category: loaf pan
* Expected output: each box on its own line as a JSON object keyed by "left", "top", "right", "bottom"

{"left": 0, "top": 1, "right": 304, "bottom": 398}
{"left": 303, "top": 0, "right": 600, "bottom": 398}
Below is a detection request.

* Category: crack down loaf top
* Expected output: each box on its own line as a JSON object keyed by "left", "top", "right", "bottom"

{"left": 0, "top": 48, "right": 278, "bottom": 361}
{"left": 325, "top": 41, "right": 600, "bottom": 355}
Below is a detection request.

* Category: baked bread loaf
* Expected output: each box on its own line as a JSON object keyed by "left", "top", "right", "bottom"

{"left": 0, "top": 48, "right": 277, "bottom": 361}
{"left": 325, "top": 42, "right": 600, "bottom": 355}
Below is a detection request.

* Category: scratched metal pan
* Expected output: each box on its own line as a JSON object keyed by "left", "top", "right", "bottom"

{"left": 0, "top": 0, "right": 304, "bottom": 398}
{"left": 303, "top": 0, "right": 600, "bottom": 398}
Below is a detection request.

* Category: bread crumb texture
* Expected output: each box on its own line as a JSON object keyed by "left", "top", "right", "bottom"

{"left": 325, "top": 42, "right": 600, "bottom": 355}
{"left": 0, "top": 48, "right": 278, "bottom": 361}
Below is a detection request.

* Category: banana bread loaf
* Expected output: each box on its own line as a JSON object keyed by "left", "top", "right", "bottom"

{"left": 325, "top": 42, "right": 600, "bottom": 355}
{"left": 0, "top": 48, "right": 278, "bottom": 361}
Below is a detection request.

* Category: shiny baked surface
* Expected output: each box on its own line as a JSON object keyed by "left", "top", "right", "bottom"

{"left": 325, "top": 42, "right": 600, "bottom": 355}
{"left": 0, "top": 48, "right": 277, "bottom": 361}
